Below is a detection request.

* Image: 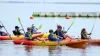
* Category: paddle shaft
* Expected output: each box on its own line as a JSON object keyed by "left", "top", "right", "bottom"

{"left": 89, "top": 19, "right": 97, "bottom": 37}
{"left": 19, "top": 22, "right": 25, "bottom": 34}
{"left": 66, "top": 25, "right": 72, "bottom": 33}
{"left": 0, "top": 21, "right": 12, "bottom": 39}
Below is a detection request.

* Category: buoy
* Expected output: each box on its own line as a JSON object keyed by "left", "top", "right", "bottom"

{"left": 66, "top": 16, "right": 70, "bottom": 19}
{"left": 30, "top": 16, "right": 34, "bottom": 19}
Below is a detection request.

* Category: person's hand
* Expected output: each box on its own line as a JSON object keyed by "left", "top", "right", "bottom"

{"left": 21, "top": 29, "right": 24, "bottom": 31}
{"left": 64, "top": 31, "right": 67, "bottom": 33}
{"left": 3, "top": 32, "right": 8, "bottom": 35}
{"left": 90, "top": 33, "right": 92, "bottom": 35}
{"left": 59, "top": 37, "right": 63, "bottom": 40}
{"left": 36, "top": 28, "right": 38, "bottom": 30}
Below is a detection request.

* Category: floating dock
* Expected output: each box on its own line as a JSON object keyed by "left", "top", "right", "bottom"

{"left": 32, "top": 12, "right": 100, "bottom": 18}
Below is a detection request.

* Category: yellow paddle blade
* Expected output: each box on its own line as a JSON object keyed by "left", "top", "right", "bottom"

{"left": 71, "top": 20, "right": 74, "bottom": 26}
{"left": 38, "top": 24, "right": 42, "bottom": 29}
{"left": 18, "top": 17, "right": 21, "bottom": 22}
{"left": 20, "top": 42, "right": 24, "bottom": 45}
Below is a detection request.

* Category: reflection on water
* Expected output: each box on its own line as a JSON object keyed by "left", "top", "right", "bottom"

{"left": 0, "top": 40, "right": 100, "bottom": 56}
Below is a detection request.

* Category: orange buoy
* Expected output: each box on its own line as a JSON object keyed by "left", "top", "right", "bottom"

{"left": 30, "top": 16, "right": 34, "bottom": 19}
{"left": 66, "top": 16, "right": 70, "bottom": 19}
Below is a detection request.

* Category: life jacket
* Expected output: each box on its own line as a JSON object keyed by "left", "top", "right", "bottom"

{"left": 26, "top": 32, "right": 32, "bottom": 39}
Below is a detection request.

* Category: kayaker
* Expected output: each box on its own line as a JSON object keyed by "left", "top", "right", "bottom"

{"left": 81, "top": 28, "right": 91, "bottom": 39}
{"left": 25, "top": 27, "right": 35, "bottom": 40}
{"left": 13, "top": 26, "right": 23, "bottom": 36}
{"left": 31, "top": 24, "right": 41, "bottom": 34}
{"left": 54, "top": 26, "right": 63, "bottom": 40}
{"left": 48, "top": 29, "right": 61, "bottom": 41}
{"left": 54, "top": 25, "right": 73, "bottom": 40}
{"left": 25, "top": 27, "right": 42, "bottom": 40}
{"left": 0, "top": 25, "right": 8, "bottom": 36}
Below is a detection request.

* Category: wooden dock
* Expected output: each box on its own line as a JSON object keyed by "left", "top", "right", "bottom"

{"left": 32, "top": 12, "right": 100, "bottom": 18}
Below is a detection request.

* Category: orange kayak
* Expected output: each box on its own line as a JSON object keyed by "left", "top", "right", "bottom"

{"left": 13, "top": 38, "right": 87, "bottom": 49}
{"left": 65, "top": 38, "right": 87, "bottom": 48}
{"left": 0, "top": 33, "right": 44, "bottom": 40}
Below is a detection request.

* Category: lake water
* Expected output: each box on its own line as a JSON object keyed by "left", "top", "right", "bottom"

{"left": 0, "top": 2, "right": 100, "bottom": 56}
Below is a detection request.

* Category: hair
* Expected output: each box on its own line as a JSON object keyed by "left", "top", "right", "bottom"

{"left": 27, "top": 27, "right": 31, "bottom": 30}
{"left": 49, "top": 29, "right": 53, "bottom": 33}
{"left": 81, "top": 28, "right": 86, "bottom": 32}
{"left": 57, "top": 26, "right": 62, "bottom": 28}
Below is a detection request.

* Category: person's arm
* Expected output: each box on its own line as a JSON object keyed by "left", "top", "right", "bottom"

{"left": 82, "top": 33, "right": 86, "bottom": 38}
{"left": 35, "top": 28, "right": 38, "bottom": 31}
{"left": 53, "top": 30, "right": 57, "bottom": 34}
{"left": 87, "top": 32, "right": 92, "bottom": 35}
{"left": 13, "top": 30, "right": 16, "bottom": 35}
{"left": 25, "top": 33, "right": 29, "bottom": 39}
{"left": 19, "top": 29, "right": 24, "bottom": 31}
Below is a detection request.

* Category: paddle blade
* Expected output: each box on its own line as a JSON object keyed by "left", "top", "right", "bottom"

{"left": 18, "top": 17, "right": 21, "bottom": 22}
{"left": 71, "top": 20, "right": 74, "bottom": 26}
{"left": 38, "top": 24, "right": 42, "bottom": 29}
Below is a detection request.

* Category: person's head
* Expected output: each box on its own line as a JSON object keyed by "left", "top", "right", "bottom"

{"left": 27, "top": 27, "right": 31, "bottom": 32}
{"left": 32, "top": 24, "right": 35, "bottom": 28}
{"left": 82, "top": 28, "right": 86, "bottom": 32}
{"left": 15, "top": 26, "right": 20, "bottom": 29}
{"left": 49, "top": 29, "right": 54, "bottom": 34}
{"left": 0, "top": 25, "right": 4, "bottom": 29}
{"left": 57, "top": 26, "right": 62, "bottom": 30}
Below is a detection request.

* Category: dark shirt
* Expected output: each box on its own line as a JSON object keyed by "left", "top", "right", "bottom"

{"left": 81, "top": 32, "right": 87, "bottom": 39}
{"left": 0, "top": 31, "right": 7, "bottom": 36}
{"left": 13, "top": 29, "right": 21, "bottom": 35}
{"left": 54, "top": 30, "right": 64, "bottom": 37}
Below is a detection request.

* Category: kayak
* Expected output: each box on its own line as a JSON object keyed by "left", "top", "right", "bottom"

{"left": 13, "top": 38, "right": 87, "bottom": 48}
{"left": 65, "top": 38, "right": 86, "bottom": 48}
{"left": 87, "top": 39, "right": 100, "bottom": 45}
{"left": 0, "top": 33, "right": 44, "bottom": 40}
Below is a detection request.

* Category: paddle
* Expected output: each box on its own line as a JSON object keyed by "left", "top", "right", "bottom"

{"left": 18, "top": 17, "right": 28, "bottom": 45}
{"left": 89, "top": 19, "right": 97, "bottom": 38}
{"left": 0, "top": 21, "right": 12, "bottom": 39}
{"left": 66, "top": 20, "right": 74, "bottom": 33}
{"left": 38, "top": 24, "right": 42, "bottom": 30}
{"left": 18, "top": 17, "right": 26, "bottom": 34}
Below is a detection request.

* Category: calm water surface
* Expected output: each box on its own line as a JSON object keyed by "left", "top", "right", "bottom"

{"left": 0, "top": 2, "right": 100, "bottom": 56}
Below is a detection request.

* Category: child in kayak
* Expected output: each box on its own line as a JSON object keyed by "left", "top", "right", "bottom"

{"left": 0, "top": 25, "right": 8, "bottom": 36}
{"left": 54, "top": 25, "right": 73, "bottom": 40}
{"left": 31, "top": 24, "right": 41, "bottom": 34}
{"left": 13, "top": 26, "right": 23, "bottom": 36}
{"left": 81, "top": 28, "right": 91, "bottom": 39}
{"left": 25, "top": 27, "right": 35, "bottom": 40}
{"left": 48, "top": 29, "right": 62, "bottom": 41}
{"left": 25, "top": 27, "right": 43, "bottom": 41}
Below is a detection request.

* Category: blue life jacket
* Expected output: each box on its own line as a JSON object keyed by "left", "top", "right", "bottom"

{"left": 25, "top": 32, "right": 33, "bottom": 40}
{"left": 48, "top": 34, "right": 57, "bottom": 41}
{"left": 31, "top": 28, "right": 37, "bottom": 33}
